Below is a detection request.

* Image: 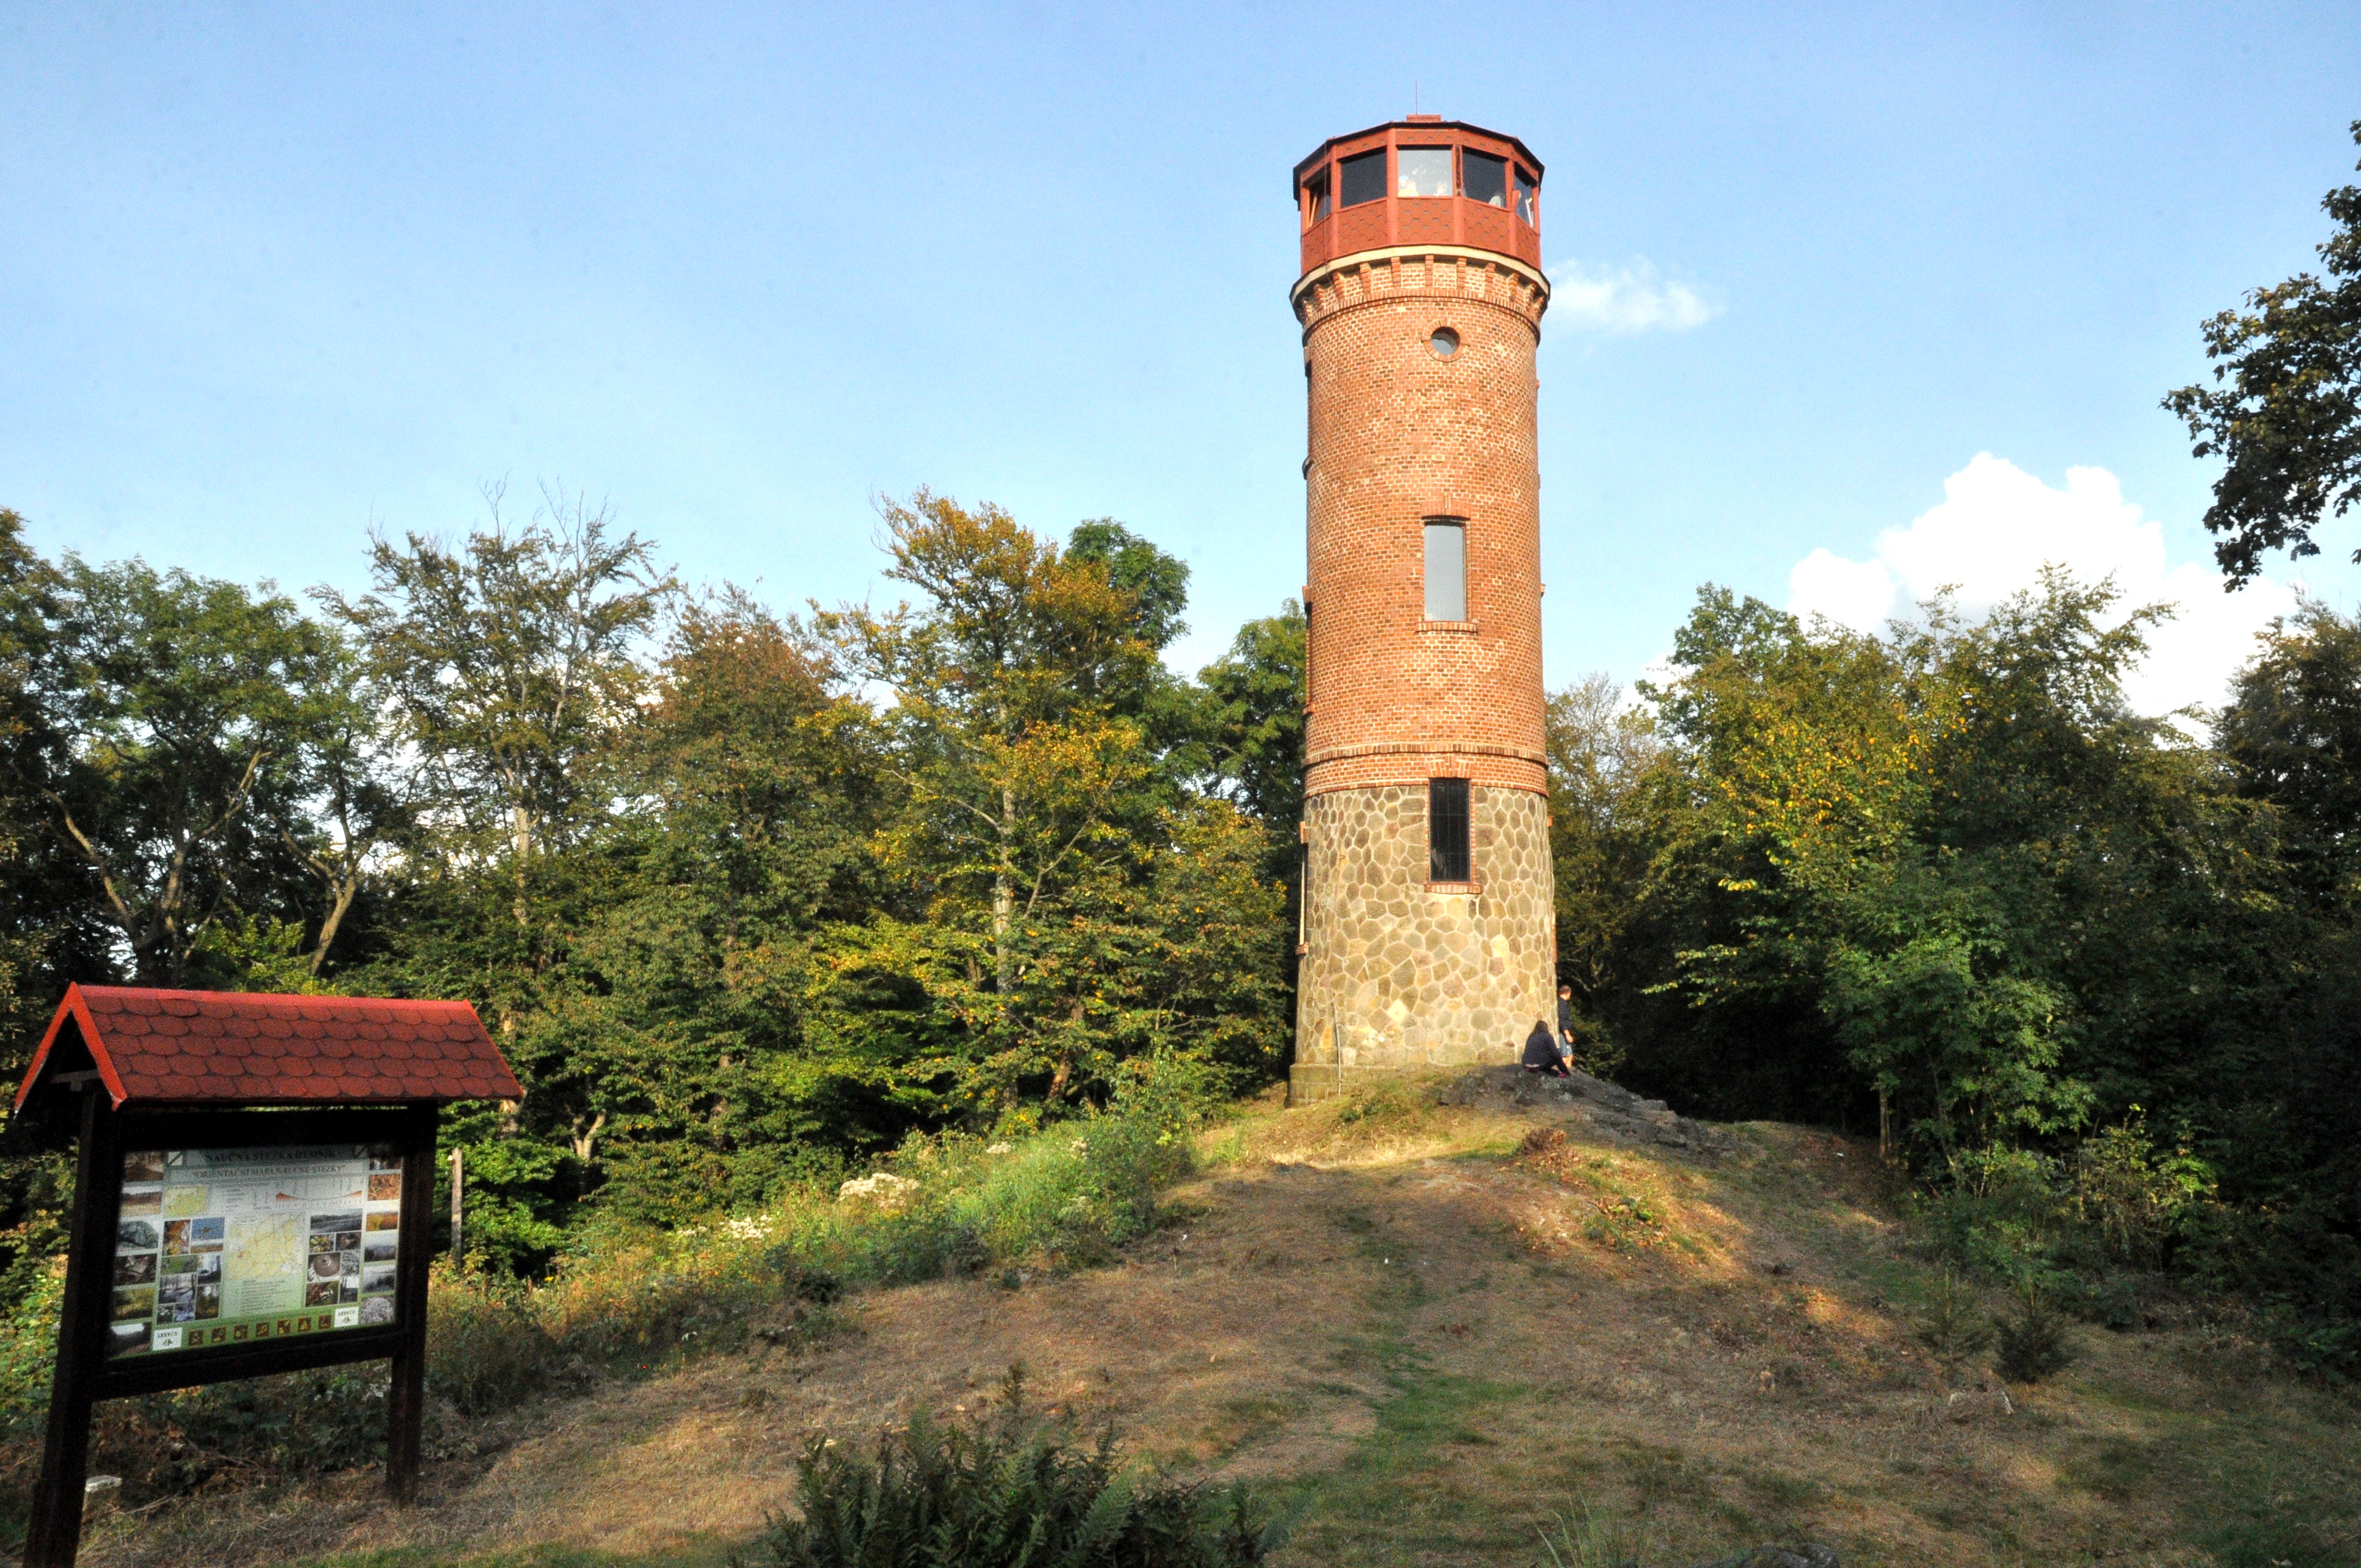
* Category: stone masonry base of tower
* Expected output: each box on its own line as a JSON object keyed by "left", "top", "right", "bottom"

{"left": 1291, "top": 783, "right": 1555, "bottom": 1105}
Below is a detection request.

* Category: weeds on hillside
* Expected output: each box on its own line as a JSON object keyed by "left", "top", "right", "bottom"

{"left": 1517, "top": 1128, "right": 1682, "bottom": 1254}
{"left": 1333, "top": 1079, "right": 1429, "bottom": 1129}
{"left": 743, "top": 1368, "right": 1285, "bottom": 1568}
{"left": 0, "top": 1058, "right": 1212, "bottom": 1543}
{"left": 1536, "top": 1501, "right": 1647, "bottom": 1568}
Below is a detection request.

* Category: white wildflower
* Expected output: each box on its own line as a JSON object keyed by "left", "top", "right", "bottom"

{"left": 836, "top": 1172, "right": 921, "bottom": 1213}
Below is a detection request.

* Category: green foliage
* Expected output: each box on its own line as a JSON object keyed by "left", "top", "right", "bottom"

{"left": 1195, "top": 603, "right": 1307, "bottom": 841}
{"left": 2166, "top": 121, "right": 2361, "bottom": 586}
{"left": 37, "top": 552, "right": 349, "bottom": 983}
{"left": 1067, "top": 519, "right": 1193, "bottom": 654}
{"left": 1544, "top": 674, "right": 1658, "bottom": 1076}
{"left": 0, "top": 1266, "right": 61, "bottom": 1440}
{"left": 744, "top": 1376, "right": 1283, "bottom": 1568}
{"left": 1332, "top": 1078, "right": 1429, "bottom": 1130}
{"left": 318, "top": 484, "right": 676, "bottom": 886}
{"left": 1993, "top": 1279, "right": 2079, "bottom": 1384}
{"left": 2070, "top": 1113, "right": 2214, "bottom": 1272}
{"left": 1912, "top": 1271, "right": 1994, "bottom": 1375}
{"left": 781, "top": 1055, "right": 1209, "bottom": 1285}
{"left": 0, "top": 1082, "right": 1206, "bottom": 1524}
{"left": 0, "top": 489, "right": 1294, "bottom": 1287}
{"left": 1628, "top": 573, "right": 2153, "bottom": 1148}
{"left": 1570, "top": 563, "right": 2361, "bottom": 1351}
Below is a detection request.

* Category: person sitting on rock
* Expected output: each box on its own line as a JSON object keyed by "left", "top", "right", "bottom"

{"left": 1521, "top": 1017, "right": 1571, "bottom": 1078}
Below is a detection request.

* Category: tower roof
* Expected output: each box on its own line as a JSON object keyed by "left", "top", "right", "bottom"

{"left": 1291, "top": 117, "right": 1544, "bottom": 194}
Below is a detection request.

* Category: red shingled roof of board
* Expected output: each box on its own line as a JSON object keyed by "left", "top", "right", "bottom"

{"left": 12, "top": 985, "right": 523, "bottom": 1114}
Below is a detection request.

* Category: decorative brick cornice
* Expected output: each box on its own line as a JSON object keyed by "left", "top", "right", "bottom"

{"left": 1293, "top": 247, "right": 1551, "bottom": 336}
{"left": 1305, "top": 739, "right": 1549, "bottom": 769}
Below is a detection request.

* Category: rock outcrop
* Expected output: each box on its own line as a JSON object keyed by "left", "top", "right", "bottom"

{"left": 1433, "top": 1064, "right": 1734, "bottom": 1155}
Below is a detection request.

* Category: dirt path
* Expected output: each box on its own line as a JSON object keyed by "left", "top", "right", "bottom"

{"left": 75, "top": 1088, "right": 2361, "bottom": 1567}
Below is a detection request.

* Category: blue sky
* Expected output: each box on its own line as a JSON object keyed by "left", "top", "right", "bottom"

{"left": 4, "top": 3, "right": 2359, "bottom": 705}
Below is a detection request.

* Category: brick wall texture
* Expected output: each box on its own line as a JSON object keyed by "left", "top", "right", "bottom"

{"left": 1291, "top": 162, "right": 1556, "bottom": 1106}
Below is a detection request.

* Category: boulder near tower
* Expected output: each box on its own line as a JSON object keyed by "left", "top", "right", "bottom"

{"left": 1290, "top": 116, "right": 1555, "bottom": 1104}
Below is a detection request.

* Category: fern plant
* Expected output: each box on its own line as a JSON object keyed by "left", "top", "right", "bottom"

{"left": 743, "top": 1370, "right": 1283, "bottom": 1568}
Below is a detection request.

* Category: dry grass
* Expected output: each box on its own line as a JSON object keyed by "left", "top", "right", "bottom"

{"left": 62, "top": 1079, "right": 2361, "bottom": 1568}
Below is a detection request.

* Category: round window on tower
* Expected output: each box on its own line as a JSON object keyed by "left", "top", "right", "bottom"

{"left": 1429, "top": 327, "right": 1460, "bottom": 359}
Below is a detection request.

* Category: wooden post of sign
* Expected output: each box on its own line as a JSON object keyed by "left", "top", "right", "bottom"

{"left": 383, "top": 1104, "right": 438, "bottom": 1502}
{"left": 449, "top": 1148, "right": 463, "bottom": 1268}
{"left": 24, "top": 1089, "right": 124, "bottom": 1568}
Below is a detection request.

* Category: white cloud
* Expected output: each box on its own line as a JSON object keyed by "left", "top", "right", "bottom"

{"left": 1784, "top": 453, "right": 2300, "bottom": 723}
{"left": 1546, "top": 258, "right": 1719, "bottom": 334}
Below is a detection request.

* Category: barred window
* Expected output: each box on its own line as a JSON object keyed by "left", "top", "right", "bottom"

{"left": 1429, "top": 777, "right": 1471, "bottom": 884}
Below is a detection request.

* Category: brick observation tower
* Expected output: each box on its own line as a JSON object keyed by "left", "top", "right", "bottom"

{"left": 1290, "top": 116, "right": 1555, "bottom": 1104}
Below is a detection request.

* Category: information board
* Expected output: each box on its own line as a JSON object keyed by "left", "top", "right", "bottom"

{"left": 108, "top": 1145, "right": 402, "bottom": 1358}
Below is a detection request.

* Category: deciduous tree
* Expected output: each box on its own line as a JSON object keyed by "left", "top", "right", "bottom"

{"left": 36, "top": 556, "right": 342, "bottom": 983}
{"left": 2166, "top": 122, "right": 2361, "bottom": 586}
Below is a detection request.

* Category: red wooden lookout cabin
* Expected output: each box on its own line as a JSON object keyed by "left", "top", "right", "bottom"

{"left": 1292, "top": 116, "right": 1543, "bottom": 276}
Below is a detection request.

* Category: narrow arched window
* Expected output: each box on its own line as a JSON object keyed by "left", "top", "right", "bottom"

{"left": 1423, "top": 519, "right": 1466, "bottom": 622}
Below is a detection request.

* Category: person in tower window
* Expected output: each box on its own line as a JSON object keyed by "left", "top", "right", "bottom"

{"left": 1521, "top": 1018, "right": 1571, "bottom": 1078}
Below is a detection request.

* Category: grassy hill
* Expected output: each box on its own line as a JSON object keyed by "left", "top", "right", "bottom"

{"left": 57, "top": 1080, "right": 2361, "bottom": 1568}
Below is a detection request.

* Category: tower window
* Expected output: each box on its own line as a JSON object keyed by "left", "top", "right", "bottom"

{"left": 1429, "top": 778, "right": 1471, "bottom": 884}
{"left": 1339, "top": 150, "right": 1386, "bottom": 208}
{"left": 1302, "top": 174, "right": 1331, "bottom": 226}
{"left": 1397, "top": 147, "right": 1453, "bottom": 198}
{"left": 1429, "top": 326, "right": 1459, "bottom": 358}
{"left": 1423, "top": 519, "right": 1466, "bottom": 622}
{"left": 1515, "top": 167, "right": 1538, "bottom": 225}
{"left": 1464, "top": 151, "right": 1508, "bottom": 208}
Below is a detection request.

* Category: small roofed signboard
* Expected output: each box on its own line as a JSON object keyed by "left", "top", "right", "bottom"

{"left": 12, "top": 985, "right": 520, "bottom": 1568}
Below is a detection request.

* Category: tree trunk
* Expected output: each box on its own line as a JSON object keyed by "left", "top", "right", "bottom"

{"left": 1044, "top": 997, "right": 1086, "bottom": 1105}
{"left": 512, "top": 802, "right": 533, "bottom": 930}
{"left": 570, "top": 1111, "right": 606, "bottom": 1165}
{"left": 992, "top": 785, "right": 1015, "bottom": 990}
{"left": 308, "top": 874, "right": 362, "bottom": 976}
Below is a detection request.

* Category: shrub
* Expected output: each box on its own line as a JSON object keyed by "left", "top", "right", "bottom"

{"left": 743, "top": 1380, "right": 1283, "bottom": 1568}
{"left": 1913, "top": 1271, "right": 1994, "bottom": 1375}
{"left": 2069, "top": 1115, "right": 2212, "bottom": 1272}
{"left": 1993, "top": 1281, "right": 2079, "bottom": 1384}
{"left": 426, "top": 1266, "right": 574, "bottom": 1415}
